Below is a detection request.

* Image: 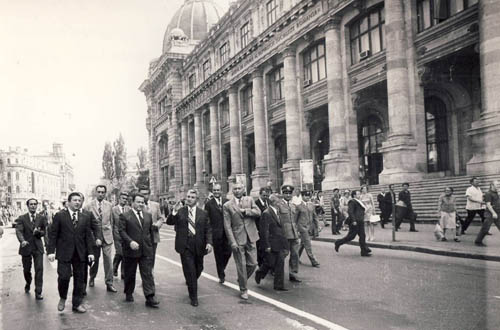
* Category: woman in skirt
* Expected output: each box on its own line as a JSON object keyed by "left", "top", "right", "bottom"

{"left": 360, "top": 185, "right": 377, "bottom": 241}
{"left": 438, "top": 186, "right": 459, "bottom": 242}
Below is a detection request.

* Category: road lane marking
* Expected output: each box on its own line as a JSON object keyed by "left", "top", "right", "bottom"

{"left": 156, "top": 254, "right": 349, "bottom": 330}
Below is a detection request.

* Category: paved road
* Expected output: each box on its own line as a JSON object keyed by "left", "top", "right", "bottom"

{"left": 1, "top": 225, "right": 499, "bottom": 330}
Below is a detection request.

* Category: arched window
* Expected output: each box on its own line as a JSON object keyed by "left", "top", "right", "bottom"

{"left": 359, "top": 115, "right": 385, "bottom": 185}
{"left": 425, "top": 97, "right": 449, "bottom": 172}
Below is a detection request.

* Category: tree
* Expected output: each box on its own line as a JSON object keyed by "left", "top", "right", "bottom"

{"left": 136, "top": 169, "right": 149, "bottom": 189}
{"left": 136, "top": 147, "right": 148, "bottom": 171}
{"left": 102, "top": 142, "right": 114, "bottom": 180}
{"left": 114, "top": 133, "right": 127, "bottom": 181}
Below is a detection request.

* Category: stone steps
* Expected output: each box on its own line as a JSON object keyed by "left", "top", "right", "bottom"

{"left": 321, "top": 174, "right": 500, "bottom": 223}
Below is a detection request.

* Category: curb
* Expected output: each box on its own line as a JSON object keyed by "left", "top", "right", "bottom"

{"left": 313, "top": 237, "right": 500, "bottom": 263}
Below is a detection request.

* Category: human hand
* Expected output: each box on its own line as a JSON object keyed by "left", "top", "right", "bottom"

{"left": 493, "top": 213, "right": 498, "bottom": 220}
{"left": 48, "top": 254, "right": 55, "bottom": 262}
{"left": 96, "top": 239, "right": 102, "bottom": 247}
{"left": 88, "top": 255, "right": 95, "bottom": 263}
{"left": 21, "top": 241, "right": 29, "bottom": 247}
{"left": 231, "top": 244, "right": 239, "bottom": 252}
{"left": 205, "top": 244, "right": 213, "bottom": 254}
{"left": 130, "top": 241, "right": 139, "bottom": 250}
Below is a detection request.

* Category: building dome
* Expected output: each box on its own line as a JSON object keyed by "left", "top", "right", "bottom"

{"left": 162, "top": 0, "right": 223, "bottom": 53}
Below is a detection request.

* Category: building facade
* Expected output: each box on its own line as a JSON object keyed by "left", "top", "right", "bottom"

{"left": 141, "top": 0, "right": 499, "bottom": 199}
{"left": 0, "top": 144, "right": 75, "bottom": 209}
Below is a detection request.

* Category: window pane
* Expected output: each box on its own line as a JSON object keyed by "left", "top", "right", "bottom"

{"left": 468, "top": 0, "right": 478, "bottom": 5}
{"left": 370, "top": 29, "right": 381, "bottom": 54}
{"left": 304, "top": 65, "right": 311, "bottom": 81}
{"left": 311, "top": 48, "right": 317, "bottom": 61}
{"left": 311, "top": 62, "right": 319, "bottom": 82}
{"left": 351, "top": 39, "right": 359, "bottom": 64}
{"left": 380, "top": 24, "right": 385, "bottom": 50}
{"left": 350, "top": 25, "right": 359, "bottom": 39}
{"left": 423, "top": 0, "right": 432, "bottom": 29}
{"left": 360, "top": 33, "right": 370, "bottom": 52}
{"left": 450, "top": 0, "right": 464, "bottom": 15}
{"left": 370, "top": 11, "right": 379, "bottom": 26}
{"left": 317, "top": 43, "right": 325, "bottom": 57}
{"left": 380, "top": 7, "right": 385, "bottom": 22}
{"left": 360, "top": 17, "right": 368, "bottom": 33}
{"left": 318, "top": 57, "right": 326, "bottom": 80}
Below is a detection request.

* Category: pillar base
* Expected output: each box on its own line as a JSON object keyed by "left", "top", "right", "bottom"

{"left": 282, "top": 160, "right": 300, "bottom": 188}
{"left": 378, "top": 135, "right": 425, "bottom": 184}
{"left": 467, "top": 115, "right": 500, "bottom": 175}
{"left": 322, "top": 152, "right": 358, "bottom": 190}
{"left": 250, "top": 168, "right": 270, "bottom": 197}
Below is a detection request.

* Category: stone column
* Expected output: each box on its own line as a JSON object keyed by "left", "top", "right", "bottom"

{"left": 467, "top": 0, "right": 500, "bottom": 174}
{"left": 250, "top": 68, "right": 269, "bottom": 195}
{"left": 282, "top": 46, "right": 301, "bottom": 186}
{"left": 194, "top": 110, "right": 204, "bottom": 185}
{"left": 181, "top": 119, "right": 190, "bottom": 189}
{"left": 379, "top": 0, "right": 423, "bottom": 183}
{"left": 209, "top": 99, "right": 221, "bottom": 179}
{"left": 228, "top": 85, "right": 242, "bottom": 176}
{"left": 322, "top": 17, "right": 357, "bottom": 190}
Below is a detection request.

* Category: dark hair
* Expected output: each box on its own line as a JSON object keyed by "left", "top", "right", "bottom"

{"left": 445, "top": 186, "right": 454, "bottom": 193}
{"left": 388, "top": 184, "right": 394, "bottom": 189}
{"left": 351, "top": 190, "right": 359, "bottom": 198}
{"left": 68, "top": 192, "right": 82, "bottom": 202}
{"left": 470, "top": 177, "right": 477, "bottom": 184}
{"left": 138, "top": 185, "right": 150, "bottom": 193}
{"left": 333, "top": 188, "right": 339, "bottom": 192}
{"left": 119, "top": 192, "right": 129, "bottom": 198}
{"left": 26, "top": 198, "right": 38, "bottom": 207}
{"left": 259, "top": 187, "right": 270, "bottom": 195}
{"left": 132, "top": 193, "right": 145, "bottom": 202}
{"left": 96, "top": 185, "right": 107, "bottom": 192}
{"left": 402, "top": 182, "right": 410, "bottom": 187}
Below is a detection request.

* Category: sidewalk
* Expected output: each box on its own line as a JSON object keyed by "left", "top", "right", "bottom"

{"left": 313, "top": 222, "right": 500, "bottom": 262}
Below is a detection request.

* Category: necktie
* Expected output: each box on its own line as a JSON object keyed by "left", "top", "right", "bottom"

{"left": 188, "top": 207, "right": 196, "bottom": 236}
{"left": 98, "top": 202, "right": 102, "bottom": 220}
{"left": 137, "top": 211, "right": 144, "bottom": 227}
{"left": 72, "top": 212, "right": 78, "bottom": 228}
{"left": 31, "top": 214, "right": 36, "bottom": 224}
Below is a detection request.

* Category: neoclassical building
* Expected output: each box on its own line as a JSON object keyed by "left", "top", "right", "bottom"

{"left": 141, "top": 0, "right": 500, "bottom": 200}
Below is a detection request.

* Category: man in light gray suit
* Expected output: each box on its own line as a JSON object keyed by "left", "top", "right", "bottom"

{"left": 278, "top": 185, "right": 301, "bottom": 282}
{"left": 139, "top": 186, "right": 164, "bottom": 269}
{"left": 223, "top": 182, "right": 261, "bottom": 300}
{"left": 84, "top": 185, "right": 116, "bottom": 292}
{"left": 112, "top": 192, "right": 130, "bottom": 279}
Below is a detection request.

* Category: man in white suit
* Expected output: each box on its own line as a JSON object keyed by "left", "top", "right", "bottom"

{"left": 139, "top": 186, "right": 164, "bottom": 269}
{"left": 84, "top": 185, "right": 116, "bottom": 292}
{"left": 223, "top": 183, "right": 261, "bottom": 300}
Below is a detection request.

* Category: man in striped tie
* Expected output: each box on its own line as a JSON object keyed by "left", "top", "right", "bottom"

{"left": 167, "top": 189, "right": 212, "bottom": 307}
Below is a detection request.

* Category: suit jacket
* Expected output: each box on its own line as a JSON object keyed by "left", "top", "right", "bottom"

{"left": 145, "top": 201, "right": 164, "bottom": 244}
{"left": 384, "top": 191, "right": 396, "bottom": 210}
{"left": 16, "top": 213, "right": 47, "bottom": 256}
{"left": 347, "top": 199, "right": 365, "bottom": 224}
{"left": 260, "top": 207, "right": 289, "bottom": 252}
{"left": 47, "top": 209, "right": 95, "bottom": 262}
{"left": 223, "top": 196, "right": 261, "bottom": 246}
{"left": 112, "top": 204, "right": 130, "bottom": 255}
{"left": 398, "top": 190, "right": 413, "bottom": 211}
{"left": 84, "top": 199, "right": 114, "bottom": 244}
{"left": 296, "top": 201, "right": 316, "bottom": 234}
{"left": 166, "top": 206, "right": 213, "bottom": 255}
{"left": 119, "top": 209, "right": 154, "bottom": 258}
{"left": 204, "top": 197, "right": 228, "bottom": 242}
{"left": 276, "top": 200, "right": 299, "bottom": 239}
{"left": 255, "top": 198, "right": 268, "bottom": 231}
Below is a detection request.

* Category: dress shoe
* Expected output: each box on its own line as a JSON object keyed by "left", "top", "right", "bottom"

{"left": 57, "top": 299, "right": 66, "bottom": 311}
{"left": 219, "top": 277, "right": 225, "bottom": 284}
{"left": 289, "top": 277, "right": 302, "bottom": 283}
{"left": 334, "top": 243, "right": 340, "bottom": 253}
{"left": 89, "top": 278, "right": 95, "bottom": 287}
{"left": 24, "top": 284, "right": 30, "bottom": 293}
{"left": 486, "top": 232, "right": 492, "bottom": 235}
{"left": 145, "top": 296, "right": 159, "bottom": 308}
{"left": 255, "top": 272, "right": 262, "bottom": 284}
{"left": 240, "top": 292, "right": 249, "bottom": 300}
{"left": 409, "top": 229, "right": 419, "bottom": 232}
{"left": 113, "top": 270, "right": 118, "bottom": 277}
{"left": 106, "top": 285, "right": 117, "bottom": 293}
{"left": 366, "top": 247, "right": 372, "bottom": 253}
{"left": 312, "top": 263, "right": 320, "bottom": 268}
{"left": 190, "top": 298, "right": 199, "bottom": 307}
{"left": 336, "top": 231, "right": 341, "bottom": 235}
{"left": 274, "top": 287, "right": 289, "bottom": 291}
{"left": 125, "top": 294, "right": 134, "bottom": 302}
{"left": 72, "top": 305, "right": 87, "bottom": 313}
{"left": 35, "top": 293, "right": 43, "bottom": 300}
{"left": 361, "top": 252, "right": 372, "bottom": 257}
{"left": 475, "top": 242, "right": 486, "bottom": 247}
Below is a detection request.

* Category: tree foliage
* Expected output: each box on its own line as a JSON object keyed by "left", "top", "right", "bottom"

{"left": 102, "top": 142, "right": 114, "bottom": 180}
{"left": 114, "top": 133, "right": 127, "bottom": 180}
{"left": 136, "top": 147, "right": 148, "bottom": 171}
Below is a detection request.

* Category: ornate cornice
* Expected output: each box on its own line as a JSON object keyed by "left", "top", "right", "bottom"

{"left": 282, "top": 45, "right": 296, "bottom": 58}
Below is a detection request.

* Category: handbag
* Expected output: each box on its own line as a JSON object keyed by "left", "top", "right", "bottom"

{"left": 369, "top": 214, "right": 380, "bottom": 223}
{"left": 434, "top": 223, "right": 444, "bottom": 240}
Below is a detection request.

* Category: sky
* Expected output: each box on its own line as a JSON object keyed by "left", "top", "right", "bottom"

{"left": 0, "top": 0, "right": 229, "bottom": 191}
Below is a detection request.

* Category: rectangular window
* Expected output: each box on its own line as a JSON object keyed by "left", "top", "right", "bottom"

{"left": 271, "top": 66, "right": 284, "bottom": 102}
{"left": 188, "top": 73, "right": 196, "bottom": 91}
{"left": 202, "top": 59, "right": 211, "bottom": 81}
{"left": 162, "top": 166, "right": 169, "bottom": 192}
{"left": 220, "top": 42, "right": 229, "bottom": 65}
{"left": 241, "top": 85, "right": 253, "bottom": 117}
{"left": 303, "top": 41, "right": 327, "bottom": 85}
{"left": 349, "top": 6, "right": 385, "bottom": 65}
{"left": 266, "top": 0, "right": 278, "bottom": 26}
{"left": 240, "top": 22, "right": 250, "bottom": 49}
{"left": 417, "top": 0, "right": 478, "bottom": 33}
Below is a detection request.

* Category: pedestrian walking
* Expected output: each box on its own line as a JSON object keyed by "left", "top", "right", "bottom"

{"left": 339, "top": 190, "right": 351, "bottom": 231}
{"left": 15, "top": 198, "right": 47, "bottom": 300}
{"left": 297, "top": 190, "right": 320, "bottom": 267}
{"left": 223, "top": 182, "right": 261, "bottom": 300}
{"left": 360, "top": 185, "right": 377, "bottom": 241}
{"left": 83, "top": 185, "right": 117, "bottom": 293}
{"left": 111, "top": 192, "right": 130, "bottom": 279}
{"left": 382, "top": 185, "right": 396, "bottom": 228}
{"left": 119, "top": 193, "right": 159, "bottom": 308}
{"left": 255, "top": 194, "right": 289, "bottom": 291}
{"left": 167, "top": 189, "right": 213, "bottom": 307}
{"left": 48, "top": 192, "right": 95, "bottom": 313}
{"left": 395, "top": 183, "right": 418, "bottom": 232}
{"left": 330, "top": 188, "right": 342, "bottom": 235}
{"left": 334, "top": 190, "right": 372, "bottom": 257}
{"left": 316, "top": 191, "right": 328, "bottom": 228}
{"left": 255, "top": 187, "right": 271, "bottom": 268}
{"left": 139, "top": 186, "right": 164, "bottom": 269}
{"left": 462, "top": 177, "right": 487, "bottom": 235}
{"left": 474, "top": 181, "right": 500, "bottom": 246}
{"left": 437, "top": 187, "right": 459, "bottom": 242}
{"left": 204, "top": 183, "right": 232, "bottom": 284}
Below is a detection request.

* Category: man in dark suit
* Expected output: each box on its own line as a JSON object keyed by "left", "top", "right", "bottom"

{"left": 168, "top": 189, "right": 213, "bottom": 307}
{"left": 255, "top": 187, "right": 270, "bottom": 267}
{"left": 119, "top": 193, "right": 159, "bottom": 308}
{"left": 112, "top": 192, "right": 129, "bottom": 279}
{"left": 395, "top": 182, "right": 418, "bottom": 232}
{"left": 382, "top": 184, "right": 396, "bottom": 228}
{"left": 204, "top": 183, "right": 231, "bottom": 284}
{"left": 255, "top": 194, "right": 289, "bottom": 291}
{"left": 48, "top": 192, "right": 95, "bottom": 313}
{"left": 15, "top": 198, "right": 47, "bottom": 300}
{"left": 334, "top": 190, "right": 372, "bottom": 257}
